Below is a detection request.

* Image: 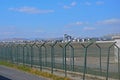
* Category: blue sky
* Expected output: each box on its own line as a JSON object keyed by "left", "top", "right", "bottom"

{"left": 0, "top": 0, "right": 120, "bottom": 39}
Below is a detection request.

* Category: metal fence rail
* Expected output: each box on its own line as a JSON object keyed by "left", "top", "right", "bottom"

{"left": 0, "top": 41, "right": 120, "bottom": 80}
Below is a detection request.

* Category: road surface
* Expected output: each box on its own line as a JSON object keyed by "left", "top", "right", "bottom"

{"left": 0, "top": 66, "right": 48, "bottom": 80}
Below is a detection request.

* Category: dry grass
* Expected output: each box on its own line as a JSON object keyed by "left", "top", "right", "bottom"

{"left": 0, "top": 61, "right": 71, "bottom": 80}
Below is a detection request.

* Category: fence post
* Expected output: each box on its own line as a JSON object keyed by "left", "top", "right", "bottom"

{"left": 12, "top": 43, "right": 16, "bottom": 63}
{"left": 112, "top": 36, "right": 120, "bottom": 63}
{"left": 81, "top": 42, "right": 93, "bottom": 80}
{"left": 26, "top": 44, "right": 30, "bottom": 65}
{"left": 22, "top": 44, "right": 25, "bottom": 66}
{"left": 9, "top": 44, "right": 13, "bottom": 63}
{"left": 106, "top": 42, "right": 116, "bottom": 80}
{"left": 3, "top": 44, "right": 6, "bottom": 61}
{"left": 64, "top": 41, "right": 71, "bottom": 77}
{"left": 15, "top": 44, "right": 18, "bottom": 64}
{"left": 96, "top": 43, "right": 102, "bottom": 76}
{"left": 16, "top": 44, "right": 20, "bottom": 65}
{"left": 3, "top": 43, "right": 6, "bottom": 61}
{"left": 44, "top": 46, "right": 47, "bottom": 67}
{"left": 59, "top": 44, "right": 64, "bottom": 70}
{"left": 5, "top": 44, "right": 8, "bottom": 61}
{"left": 7, "top": 44, "right": 10, "bottom": 61}
{"left": 22, "top": 43, "right": 27, "bottom": 66}
{"left": 69, "top": 44, "right": 74, "bottom": 71}
{"left": 6, "top": 43, "right": 10, "bottom": 61}
{"left": 11, "top": 43, "right": 14, "bottom": 63}
{"left": 29, "top": 43, "right": 36, "bottom": 68}
{"left": 0, "top": 45, "right": 1, "bottom": 60}
{"left": 49, "top": 41, "right": 57, "bottom": 74}
{"left": 2, "top": 43, "right": 5, "bottom": 61}
{"left": 36, "top": 42, "right": 46, "bottom": 71}
{"left": 0, "top": 43, "right": 4, "bottom": 61}
{"left": 118, "top": 48, "right": 120, "bottom": 80}
{"left": 0, "top": 44, "right": 4, "bottom": 61}
{"left": 114, "top": 44, "right": 120, "bottom": 80}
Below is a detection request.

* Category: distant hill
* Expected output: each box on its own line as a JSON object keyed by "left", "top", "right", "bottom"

{"left": 0, "top": 38, "right": 29, "bottom": 42}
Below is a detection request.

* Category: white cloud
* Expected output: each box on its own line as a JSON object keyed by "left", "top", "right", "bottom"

{"left": 83, "top": 27, "right": 95, "bottom": 31}
{"left": 2, "top": 31, "right": 15, "bottom": 35}
{"left": 96, "top": 19, "right": 120, "bottom": 25}
{"left": 9, "top": 6, "right": 54, "bottom": 14}
{"left": 76, "top": 21, "right": 83, "bottom": 25}
{"left": 63, "top": 2, "right": 77, "bottom": 9}
{"left": 65, "top": 21, "right": 84, "bottom": 27}
{"left": 96, "top": 1, "right": 104, "bottom": 5}
{"left": 1, "top": 31, "right": 15, "bottom": 35}
{"left": 33, "top": 29, "right": 45, "bottom": 34}
{"left": 71, "top": 2, "right": 77, "bottom": 6}
{"left": 84, "top": 2, "right": 92, "bottom": 6}
{"left": 63, "top": 5, "right": 71, "bottom": 9}
{"left": 83, "top": 1, "right": 104, "bottom": 6}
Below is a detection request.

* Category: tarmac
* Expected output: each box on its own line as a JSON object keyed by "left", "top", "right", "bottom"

{"left": 0, "top": 65, "right": 49, "bottom": 80}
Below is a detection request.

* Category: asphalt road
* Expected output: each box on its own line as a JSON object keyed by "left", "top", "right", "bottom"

{"left": 0, "top": 66, "right": 48, "bottom": 80}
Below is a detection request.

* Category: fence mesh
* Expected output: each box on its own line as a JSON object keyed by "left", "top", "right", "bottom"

{"left": 0, "top": 41, "right": 120, "bottom": 80}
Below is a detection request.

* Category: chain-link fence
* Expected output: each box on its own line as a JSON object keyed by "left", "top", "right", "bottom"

{"left": 0, "top": 41, "right": 120, "bottom": 80}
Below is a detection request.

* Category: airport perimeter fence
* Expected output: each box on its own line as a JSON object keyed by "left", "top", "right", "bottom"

{"left": 0, "top": 41, "right": 119, "bottom": 80}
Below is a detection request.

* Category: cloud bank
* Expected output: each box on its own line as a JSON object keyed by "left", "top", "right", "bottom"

{"left": 9, "top": 6, "right": 54, "bottom": 14}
